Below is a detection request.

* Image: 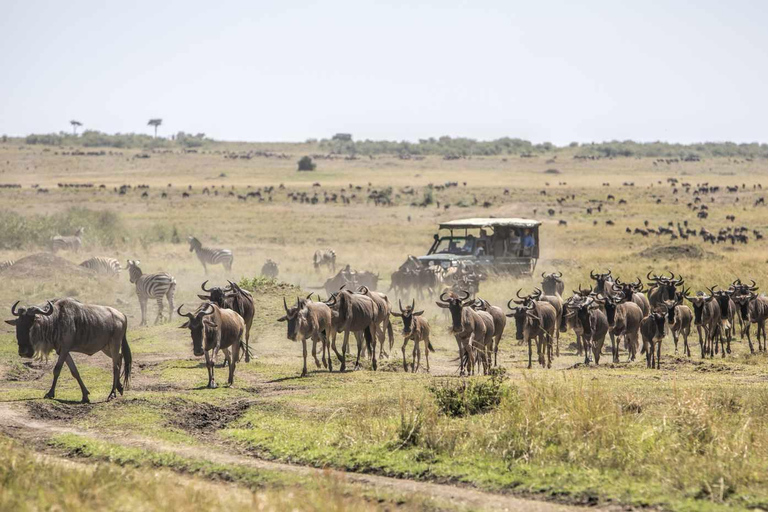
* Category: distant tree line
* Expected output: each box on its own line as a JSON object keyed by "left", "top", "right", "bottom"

{"left": 24, "top": 130, "right": 210, "bottom": 149}
{"left": 574, "top": 140, "right": 768, "bottom": 159}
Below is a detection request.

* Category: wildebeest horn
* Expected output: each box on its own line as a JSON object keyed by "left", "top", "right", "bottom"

{"left": 440, "top": 291, "right": 451, "bottom": 302}
{"left": 177, "top": 304, "right": 194, "bottom": 319}
{"left": 29, "top": 301, "right": 54, "bottom": 316}
{"left": 283, "top": 297, "right": 290, "bottom": 314}
{"left": 590, "top": 270, "right": 598, "bottom": 279}
{"left": 612, "top": 283, "right": 622, "bottom": 291}
{"left": 459, "top": 290, "right": 470, "bottom": 301}
{"left": 411, "top": 299, "right": 415, "bottom": 311}
{"left": 541, "top": 272, "right": 547, "bottom": 278}
{"left": 507, "top": 298, "right": 517, "bottom": 310}
{"left": 750, "top": 279, "right": 759, "bottom": 291}
{"left": 201, "top": 280, "right": 211, "bottom": 292}
{"left": 606, "top": 269, "right": 612, "bottom": 276}
{"left": 201, "top": 303, "right": 215, "bottom": 316}
{"left": 306, "top": 292, "right": 313, "bottom": 300}
{"left": 358, "top": 285, "right": 369, "bottom": 294}
{"left": 646, "top": 270, "right": 658, "bottom": 281}
{"left": 10, "top": 301, "right": 20, "bottom": 316}
{"left": 516, "top": 288, "right": 525, "bottom": 299}
{"left": 668, "top": 271, "right": 675, "bottom": 280}
{"left": 399, "top": 299, "right": 404, "bottom": 313}
{"left": 555, "top": 271, "right": 562, "bottom": 278}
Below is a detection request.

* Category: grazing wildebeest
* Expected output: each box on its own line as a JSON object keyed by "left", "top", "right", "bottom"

{"left": 391, "top": 299, "right": 433, "bottom": 372}
{"left": 541, "top": 271, "right": 565, "bottom": 297}
{"left": 198, "top": 280, "right": 255, "bottom": 362}
{"left": 435, "top": 291, "right": 486, "bottom": 375}
{"left": 640, "top": 306, "right": 668, "bottom": 369}
{"left": 664, "top": 293, "right": 693, "bottom": 357}
{"left": 564, "top": 296, "right": 609, "bottom": 365}
{"left": 278, "top": 295, "right": 333, "bottom": 376}
{"left": 685, "top": 289, "right": 722, "bottom": 358}
{"left": 313, "top": 249, "right": 337, "bottom": 273}
{"left": 177, "top": 303, "right": 245, "bottom": 388}
{"left": 126, "top": 260, "right": 176, "bottom": 326}
{"left": 507, "top": 299, "right": 557, "bottom": 369}
{"left": 51, "top": 227, "right": 84, "bottom": 253}
{"left": 261, "top": 259, "right": 279, "bottom": 279}
{"left": 325, "top": 289, "right": 378, "bottom": 371}
{"left": 5, "top": 298, "right": 131, "bottom": 403}
{"left": 188, "top": 236, "right": 234, "bottom": 274}
{"left": 597, "top": 292, "right": 643, "bottom": 363}
{"left": 471, "top": 298, "right": 506, "bottom": 366}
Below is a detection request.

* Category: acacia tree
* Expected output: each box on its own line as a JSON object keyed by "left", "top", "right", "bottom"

{"left": 147, "top": 118, "right": 163, "bottom": 138}
{"left": 70, "top": 120, "right": 82, "bottom": 135}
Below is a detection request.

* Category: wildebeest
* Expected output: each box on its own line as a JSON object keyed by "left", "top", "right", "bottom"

{"left": 528, "top": 288, "right": 563, "bottom": 356}
{"left": 685, "top": 289, "right": 722, "bottom": 358}
{"left": 541, "top": 271, "right": 565, "bottom": 296}
{"left": 640, "top": 306, "right": 667, "bottom": 369}
{"left": 664, "top": 293, "right": 693, "bottom": 357}
{"left": 435, "top": 291, "right": 486, "bottom": 375}
{"left": 261, "top": 259, "right": 279, "bottom": 279}
{"left": 5, "top": 298, "right": 131, "bottom": 403}
{"left": 731, "top": 289, "right": 768, "bottom": 353}
{"left": 506, "top": 299, "right": 557, "bottom": 369}
{"left": 198, "top": 280, "right": 255, "bottom": 362}
{"left": 357, "top": 286, "right": 394, "bottom": 358}
{"left": 564, "top": 296, "right": 609, "bottom": 365}
{"left": 177, "top": 303, "right": 245, "bottom": 388}
{"left": 612, "top": 278, "right": 650, "bottom": 316}
{"left": 51, "top": 227, "right": 85, "bottom": 253}
{"left": 325, "top": 289, "right": 378, "bottom": 371}
{"left": 278, "top": 295, "right": 333, "bottom": 376}
{"left": 313, "top": 249, "right": 337, "bottom": 273}
{"left": 590, "top": 269, "right": 614, "bottom": 297}
{"left": 188, "top": 236, "right": 234, "bottom": 274}
{"left": 646, "top": 271, "right": 684, "bottom": 308}
{"left": 598, "top": 293, "right": 643, "bottom": 363}
{"left": 323, "top": 266, "right": 379, "bottom": 297}
{"left": 391, "top": 299, "right": 433, "bottom": 372}
{"left": 471, "top": 298, "right": 506, "bottom": 367}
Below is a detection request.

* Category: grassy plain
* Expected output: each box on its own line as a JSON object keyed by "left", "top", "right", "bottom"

{"left": 1, "top": 140, "right": 768, "bottom": 511}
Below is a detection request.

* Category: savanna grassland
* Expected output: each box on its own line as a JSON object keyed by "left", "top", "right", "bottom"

{"left": 1, "top": 139, "right": 768, "bottom": 511}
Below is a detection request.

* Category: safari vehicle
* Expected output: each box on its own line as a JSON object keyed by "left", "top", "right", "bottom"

{"left": 417, "top": 218, "right": 541, "bottom": 275}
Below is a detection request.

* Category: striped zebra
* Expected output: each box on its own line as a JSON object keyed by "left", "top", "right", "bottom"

{"left": 188, "top": 236, "right": 233, "bottom": 274}
{"left": 126, "top": 260, "right": 176, "bottom": 326}
{"left": 0, "top": 260, "right": 14, "bottom": 271}
{"left": 79, "top": 257, "right": 121, "bottom": 277}
{"left": 51, "top": 227, "right": 85, "bottom": 253}
{"left": 313, "top": 249, "right": 336, "bottom": 273}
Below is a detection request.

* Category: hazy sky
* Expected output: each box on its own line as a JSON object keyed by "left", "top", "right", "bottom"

{"left": 1, "top": 0, "right": 766, "bottom": 144}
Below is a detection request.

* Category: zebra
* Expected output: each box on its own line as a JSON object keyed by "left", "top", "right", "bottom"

{"left": 313, "top": 249, "right": 336, "bottom": 273}
{"left": 188, "top": 236, "right": 233, "bottom": 274}
{"left": 126, "top": 260, "right": 176, "bottom": 326}
{"left": 79, "top": 257, "right": 121, "bottom": 277}
{"left": 0, "top": 260, "right": 14, "bottom": 271}
{"left": 51, "top": 227, "right": 85, "bottom": 253}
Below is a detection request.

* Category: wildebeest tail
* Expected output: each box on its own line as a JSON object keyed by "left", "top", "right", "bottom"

{"left": 364, "top": 326, "right": 373, "bottom": 355}
{"left": 427, "top": 340, "right": 435, "bottom": 352}
{"left": 121, "top": 332, "right": 132, "bottom": 391}
{"left": 386, "top": 318, "right": 394, "bottom": 350}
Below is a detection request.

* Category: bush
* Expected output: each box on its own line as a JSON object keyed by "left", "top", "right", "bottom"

{"left": 429, "top": 368, "right": 507, "bottom": 417}
{"left": 297, "top": 156, "right": 316, "bottom": 171}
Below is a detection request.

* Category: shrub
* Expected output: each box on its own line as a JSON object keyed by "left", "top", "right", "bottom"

{"left": 429, "top": 368, "right": 507, "bottom": 417}
{"left": 297, "top": 156, "right": 316, "bottom": 171}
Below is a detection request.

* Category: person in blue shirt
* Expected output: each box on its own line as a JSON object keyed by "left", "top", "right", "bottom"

{"left": 522, "top": 229, "right": 535, "bottom": 250}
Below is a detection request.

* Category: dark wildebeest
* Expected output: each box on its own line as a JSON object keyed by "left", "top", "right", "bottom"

{"left": 732, "top": 289, "right": 768, "bottom": 353}
{"left": 613, "top": 278, "right": 651, "bottom": 317}
{"left": 5, "top": 298, "right": 131, "bottom": 403}
{"left": 640, "top": 306, "right": 668, "bottom": 369}
{"left": 506, "top": 299, "right": 557, "bottom": 369}
{"left": 178, "top": 303, "right": 245, "bottom": 388}
{"left": 199, "top": 280, "right": 255, "bottom": 362}
{"left": 472, "top": 298, "right": 507, "bottom": 367}
{"left": 685, "top": 289, "right": 722, "bottom": 358}
{"left": 712, "top": 288, "right": 735, "bottom": 355}
{"left": 278, "top": 295, "right": 333, "bottom": 376}
{"left": 357, "top": 286, "right": 394, "bottom": 358}
{"left": 646, "top": 271, "right": 684, "bottom": 308}
{"left": 435, "top": 291, "right": 486, "bottom": 375}
{"left": 325, "top": 289, "right": 378, "bottom": 371}
{"left": 313, "top": 249, "right": 336, "bottom": 273}
{"left": 590, "top": 269, "right": 615, "bottom": 297}
{"left": 528, "top": 288, "right": 563, "bottom": 356}
{"left": 564, "top": 296, "right": 609, "bottom": 365}
{"left": 597, "top": 292, "right": 643, "bottom": 363}
{"left": 541, "top": 271, "right": 565, "bottom": 297}
{"left": 664, "top": 293, "right": 693, "bottom": 357}
{"left": 391, "top": 299, "right": 434, "bottom": 372}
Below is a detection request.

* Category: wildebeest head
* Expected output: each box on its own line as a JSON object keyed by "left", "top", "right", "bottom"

{"left": 506, "top": 300, "right": 538, "bottom": 341}
{"left": 277, "top": 294, "right": 313, "bottom": 341}
{"left": 5, "top": 300, "right": 54, "bottom": 358}
{"left": 647, "top": 271, "right": 684, "bottom": 301}
{"left": 188, "top": 236, "right": 202, "bottom": 252}
{"left": 595, "top": 292, "right": 621, "bottom": 325}
{"left": 613, "top": 277, "right": 643, "bottom": 301}
{"left": 436, "top": 290, "right": 472, "bottom": 333}
{"left": 684, "top": 289, "right": 714, "bottom": 325}
{"left": 565, "top": 296, "right": 594, "bottom": 336}
{"left": 541, "top": 271, "right": 563, "bottom": 296}
{"left": 590, "top": 269, "right": 612, "bottom": 292}
{"left": 649, "top": 306, "right": 668, "bottom": 339}
{"left": 198, "top": 280, "right": 226, "bottom": 305}
{"left": 177, "top": 303, "right": 216, "bottom": 356}
{"left": 391, "top": 299, "right": 423, "bottom": 335}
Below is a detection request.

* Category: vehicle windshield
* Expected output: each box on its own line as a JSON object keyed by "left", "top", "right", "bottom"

{"left": 434, "top": 236, "right": 473, "bottom": 255}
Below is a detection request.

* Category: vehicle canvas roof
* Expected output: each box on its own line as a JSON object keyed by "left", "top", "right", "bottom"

{"left": 439, "top": 218, "right": 541, "bottom": 229}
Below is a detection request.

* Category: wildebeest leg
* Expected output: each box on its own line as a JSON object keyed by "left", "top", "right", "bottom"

{"left": 555, "top": 323, "right": 560, "bottom": 357}
{"left": 413, "top": 340, "right": 421, "bottom": 373}
{"left": 760, "top": 321, "right": 766, "bottom": 351}
{"left": 547, "top": 334, "right": 553, "bottom": 369}
{"left": 204, "top": 350, "right": 217, "bottom": 389}
{"left": 696, "top": 325, "right": 704, "bottom": 358}
{"left": 301, "top": 338, "right": 309, "bottom": 377}
{"left": 244, "top": 321, "right": 251, "bottom": 363}
{"left": 64, "top": 354, "right": 91, "bottom": 403}
{"left": 401, "top": 337, "right": 411, "bottom": 372}
{"left": 368, "top": 325, "right": 378, "bottom": 371}
{"left": 527, "top": 335, "right": 533, "bottom": 369}
{"left": 44, "top": 350, "right": 70, "bottom": 401}
{"left": 672, "top": 328, "right": 679, "bottom": 354}
{"left": 107, "top": 350, "right": 122, "bottom": 401}
{"left": 353, "top": 331, "right": 364, "bottom": 371}
{"left": 221, "top": 347, "right": 231, "bottom": 368}
{"left": 228, "top": 337, "right": 240, "bottom": 386}
{"left": 466, "top": 336, "right": 476, "bottom": 375}
{"left": 154, "top": 296, "right": 164, "bottom": 325}
{"left": 656, "top": 338, "right": 662, "bottom": 369}
{"left": 575, "top": 334, "right": 582, "bottom": 356}
{"left": 683, "top": 329, "right": 690, "bottom": 357}
{"left": 593, "top": 336, "right": 603, "bottom": 365}
{"left": 745, "top": 323, "right": 754, "bottom": 353}
{"left": 424, "top": 336, "right": 431, "bottom": 372}
{"left": 311, "top": 334, "right": 323, "bottom": 368}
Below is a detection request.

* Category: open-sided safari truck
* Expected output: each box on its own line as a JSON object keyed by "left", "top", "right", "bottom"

{"left": 416, "top": 218, "right": 541, "bottom": 275}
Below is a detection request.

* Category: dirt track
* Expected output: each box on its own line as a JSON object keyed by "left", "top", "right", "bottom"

{"left": 0, "top": 401, "right": 586, "bottom": 512}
